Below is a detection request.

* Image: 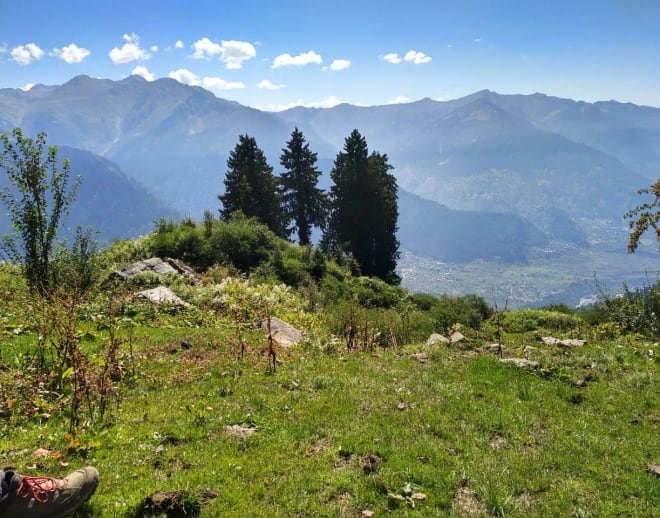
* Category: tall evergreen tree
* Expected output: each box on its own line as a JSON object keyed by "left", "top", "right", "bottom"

{"left": 219, "top": 134, "right": 284, "bottom": 236}
{"left": 279, "top": 127, "right": 327, "bottom": 245}
{"left": 325, "top": 129, "right": 400, "bottom": 283}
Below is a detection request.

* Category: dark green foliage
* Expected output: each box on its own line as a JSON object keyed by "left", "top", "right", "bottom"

{"left": 0, "top": 128, "right": 81, "bottom": 295}
{"left": 150, "top": 218, "right": 206, "bottom": 266}
{"left": 624, "top": 178, "right": 660, "bottom": 253}
{"left": 279, "top": 128, "right": 327, "bottom": 245}
{"left": 501, "top": 308, "right": 580, "bottom": 333}
{"left": 325, "top": 130, "right": 400, "bottom": 283}
{"left": 150, "top": 213, "right": 278, "bottom": 273}
{"left": 429, "top": 294, "right": 493, "bottom": 333}
{"left": 219, "top": 134, "right": 284, "bottom": 236}
{"left": 51, "top": 226, "right": 100, "bottom": 296}
{"left": 587, "top": 279, "right": 660, "bottom": 337}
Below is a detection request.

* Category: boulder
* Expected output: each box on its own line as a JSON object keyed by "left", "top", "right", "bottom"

{"left": 136, "top": 286, "right": 190, "bottom": 307}
{"left": 500, "top": 358, "right": 539, "bottom": 368}
{"left": 450, "top": 331, "right": 466, "bottom": 344}
{"left": 541, "top": 336, "right": 586, "bottom": 347}
{"left": 259, "top": 317, "right": 305, "bottom": 347}
{"left": 426, "top": 333, "right": 450, "bottom": 346}
{"left": 112, "top": 257, "right": 199, "bottom": 282}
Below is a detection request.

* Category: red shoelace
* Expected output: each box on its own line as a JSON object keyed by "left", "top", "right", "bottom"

{"left": 17, "top": 476, "right": 68, "bottom": 503}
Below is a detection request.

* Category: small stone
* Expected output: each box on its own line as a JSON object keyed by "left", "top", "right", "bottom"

{"left": 500, "top": 358, "right": 539, "bottom": 368}
{"left": 646, "top": 464, "right": 660, "bottom": 477}
{"left": 450, "top": 331, "right": 466, "bottom": 344}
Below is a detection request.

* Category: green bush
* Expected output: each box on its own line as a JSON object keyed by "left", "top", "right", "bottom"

{"left": 430, "top": 294, "right": 492, "bottom": 333}
{"left": 590, "top": 281, "right": 660, "bottom": 337}
{"left": 501, "top": 308, "right": 580, "bottom": 333}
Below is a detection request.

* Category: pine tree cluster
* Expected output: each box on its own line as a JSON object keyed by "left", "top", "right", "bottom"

{"left": 219, "top": 128, "right": 399, "bottom": 284}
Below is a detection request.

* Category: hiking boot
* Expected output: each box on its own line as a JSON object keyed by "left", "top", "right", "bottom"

{"left": 3, "top": 466, "right": 99, "bottom": 517}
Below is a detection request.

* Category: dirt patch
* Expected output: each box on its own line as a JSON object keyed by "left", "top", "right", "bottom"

{"left": 306, "top": 437, "right": 333, "bottom": 456}
{"left": 453, "top": 486, "right": 486, "bottom": 517}
{"left": 489, "top": 434, "right": 508, "bottom": 450}
{"left": 360, "top": 453, "right": 383, "bottom": 474}
{"left": 224, "top": 424, "right": 258, "bottom": 438}
{"left": 134, "top": 488, "right": 219, "bottom": 517}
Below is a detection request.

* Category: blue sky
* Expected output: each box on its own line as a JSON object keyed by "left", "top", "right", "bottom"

{"left": 1, "top": 0, "right": 659, "bottom": 109}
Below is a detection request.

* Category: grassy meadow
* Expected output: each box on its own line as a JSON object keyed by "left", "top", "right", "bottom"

{"left": 0, "top": 224, "right": 658, "bottom": 517}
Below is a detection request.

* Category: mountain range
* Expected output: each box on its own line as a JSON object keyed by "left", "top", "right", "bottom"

{"left": 1, "top": 75, "right": 659, "bottom": 306}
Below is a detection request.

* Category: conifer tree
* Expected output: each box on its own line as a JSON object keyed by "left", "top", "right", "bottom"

{"left": 219, "top": 134, "right": 284, "bottom": 236}
{"left": 279, "top": 127, "right": 327, "bottom": 245}
{"left": 325, "top": 129, "right": 400, "bottom": 283}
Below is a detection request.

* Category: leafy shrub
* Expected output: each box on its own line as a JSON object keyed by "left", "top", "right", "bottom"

{"left": 206, "top": 214, "right": 277, "bottom": 271}
{"left": 430, "top": 294, "right": 492, "bottom": 333}
{"left": 501, "top": 308, "right": 580, "bottom": 333}
{"left": 589, "top": 281, "right": 660, "bottom": 337}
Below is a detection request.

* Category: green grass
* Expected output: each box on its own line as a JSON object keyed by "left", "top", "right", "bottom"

{"left": 1, "top": 315, "right": 658, "bottom": 516}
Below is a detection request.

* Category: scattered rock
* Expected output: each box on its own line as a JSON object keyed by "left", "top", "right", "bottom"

{"left": 559, "top": 338, "right": 587, "bottom": 347}
{"left": 450, "top": 331, "right": 466, "bottom": 344}
{"left": 646, "top": 464, "right": 660, "bottom": 477}
{"left": 475, "top": 344, "right": 503, "bottom": 354}
{"left": 426, "top": 333, "right": 450, "bottom": 346}
{"left": 411, "top": 352, "right": 429, "bottom": 363}
{"left": 362, "top": 511, "right": 375, "bottom": 518}
{"left": 112, "top": 257, "right": 199, "bottom": 282}
{"left": 541, "top": 336, "right": 561, "bottom": 346}
{"left": 258, "top": 316, "right": 305, "bottom": 347}
{"left": 541, "top": 336, "right": 586, "bottom": 347}
{"left": 136, "top": 286, "right": 190, "bottom": 307}
{"left": 397, "top": 402, "right": 408, "bottom": 411}
{"left": 500, "top": 358, "right": 539, "bottom": 368}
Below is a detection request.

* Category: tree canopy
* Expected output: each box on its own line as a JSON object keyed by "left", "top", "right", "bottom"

{"left": 219, "top": 134, "right": 284, "bottom": 237}
{"left": 279, "top": 127, "right": 327, "bottom": 245}
{"left": 325, "top": 129, "right": 400, "bottom": 284}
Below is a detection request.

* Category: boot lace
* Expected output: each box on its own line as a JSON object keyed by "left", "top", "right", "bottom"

{"left": 17, "top": 476, "right": 67, "bottom": 503}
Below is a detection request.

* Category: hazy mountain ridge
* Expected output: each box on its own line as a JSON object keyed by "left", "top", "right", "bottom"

{"left": 0, "top": 145, "right": 179, "bottom": 242}
{"left": 1, "top": 75, "right": 659, "bottom": 305}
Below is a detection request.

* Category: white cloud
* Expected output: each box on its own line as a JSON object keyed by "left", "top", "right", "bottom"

{"left": 109, "top": 33, "right": 151, "bottom": 64}
{"left": 168, "top": 68, "right": 245, "bottom": 92}
{"left": 382, "top": 53, "right": 401, "bottom": 64}
{"left": 192, "top": 37, "right": 221, "bottom": 59}
{"left": 191, "top": 38, "right": 256, "bottom": 69}
{"left": 272, "top": 51, "right": 322, "bottom": 68}
{"left": 202, "top": 76, "right": 245, "bottom": 90}
{"left": 51, "top": 43, "right": 90, "bottom": 64}
{"left": 328, "top": 59, "right": 350, "bottom": 71}
{"left": 404, "top": 50, "right": 431, "bottom": 64}
{"left": 257, "top": 79, "right": 285, "bottom": 90}
{"left": 0, "top": 43, "right": 7, "bottom": 53}
{"left": 20, "top": 83, "right": 35, "bottom": 91}
{"left": 11, "top": 43, "right": 44, "bottom": 65}
{"left": 175, "top": 40, "right": 184, "bottom": 49}
{"left": 132, "top": 65, "right": 155, "bottom": 81}
{"left": 474, "top": 38, "right": 482, "bottom": 43}
{"left": 220, "top": 40, "right": 256, "bottom": 69}
{"left": 387, "top": 95, "right": 412, "bottom": 104}
{"left": 169, "top": 68, "right": 199, "bottom": 85}
{"left": 150, "top": 45, "right": 159, "bottom": 53}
